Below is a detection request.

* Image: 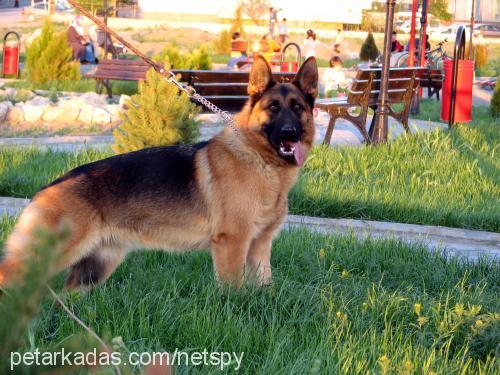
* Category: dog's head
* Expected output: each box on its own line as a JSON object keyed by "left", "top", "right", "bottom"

{"left": 240, "top": 55, "right": 318, "bottom": 166}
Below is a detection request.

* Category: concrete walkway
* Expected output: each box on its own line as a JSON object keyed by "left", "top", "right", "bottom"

{"left": 1, "top": 197, "right": 498, "bottom": 262}
{"left": 0, "top": 115, "right": 448, "bottom": 151}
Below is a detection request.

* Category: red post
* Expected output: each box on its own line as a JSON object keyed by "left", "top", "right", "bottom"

{"left": 408, "top": 0, "right": 418, "bottom": 67}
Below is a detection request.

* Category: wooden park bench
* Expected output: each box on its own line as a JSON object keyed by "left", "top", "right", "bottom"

{"left": 417, "top": 68, "right": 443, "bottom": 100}
{"left": 315, "top": 67, "right": 425, "bottom": 145}
{"left": 84, "top": 59, "right": 296, "bottom": 111}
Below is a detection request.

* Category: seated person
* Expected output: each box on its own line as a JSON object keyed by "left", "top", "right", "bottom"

{"left": 322, "top": 56, "right": 350, "bottom": 98}
{"left": 67, "top": 16, "right": 98, "bottom": 64}
{"left": 227, "top": 32, "right": 248, "bottom": 69}
{"left": 261, "top": 35, "right": 281, "bottom": 65}
{"left": 391, "top": 31, "right": 404, "bottom": 52}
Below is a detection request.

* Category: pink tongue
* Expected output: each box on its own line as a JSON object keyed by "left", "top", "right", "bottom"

{"left": 291, "top": 142, "right": 304, "bottom": 166}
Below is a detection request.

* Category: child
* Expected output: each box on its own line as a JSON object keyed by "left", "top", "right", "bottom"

{"left": 322, "top": 56, "right": 349, "bottom": 98}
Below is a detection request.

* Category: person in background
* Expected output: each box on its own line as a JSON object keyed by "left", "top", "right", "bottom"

{"left": 67, "top": 16, "right": 98, "bottom": 64}
{"left": 391, "top": 31, "right": 404, "bottom": 52}
{"left": 268, "top": 7, "right": 281, "bottom": 37}
{"left": 278, "top": 18, "right": 288, "bottom": 45}
{"left": 227, "top": 32, "right": 248, "bottom": 69}
{"left": 302, "top": 29, "right": 319, "bottom": 59}
{"left": 322, "top": 56, "right": 350, "bottom": 98}
{"left": 333, "top": 28, "right": 344, "bottom": 53}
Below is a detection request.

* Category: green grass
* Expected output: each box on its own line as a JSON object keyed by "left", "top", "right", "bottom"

{"left": 0, "top": 216, "right": 498, "bottom": 374}
{"left": 2, "top": 110, "right": 498, "bottom": 231}
{"left": 5, "top": 79, "right": 138, "bottom": 96}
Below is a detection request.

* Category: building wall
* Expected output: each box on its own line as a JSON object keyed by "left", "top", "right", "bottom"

{"left": 449, "top": 0, "right": 500, "bottom": 24}
{"left": 137, "top": 0, "right": 372, "bottom": 24}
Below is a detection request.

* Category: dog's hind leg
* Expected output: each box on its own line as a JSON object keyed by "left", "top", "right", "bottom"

{"left": 64, "top": 245, "right": 126, "bottom": 291}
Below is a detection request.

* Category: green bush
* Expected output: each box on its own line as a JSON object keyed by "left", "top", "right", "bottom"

{"left": 213, "top": 29, "right": 232, "bottom": 55}
{"left": 359, "top": 32, "right": 379, "bottom": 62}
{"left": 25, "top": 19, "right": 80, "bottom": 85}
{"left": 153, "top": 44, "right": 212, "bottom": 70}
{"left": 490, "top": 76, "right": 500, "bottom": 117}
{"left": 113, "top": 67, "right": 200, "bottom": 154}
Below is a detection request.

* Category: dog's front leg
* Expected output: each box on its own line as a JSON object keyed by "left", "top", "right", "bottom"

{"left": 211, "top": 228, "right": 253, "bottom": 288}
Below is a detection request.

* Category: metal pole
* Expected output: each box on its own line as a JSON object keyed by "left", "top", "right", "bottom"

{"left": 409, "top": 0, "right": 419, "bottom": 115}
{"left": 469, "top": 0, "right": 475, "bottom": 60}
{"left": 104, "top": 0, "right": 108, "bottom": 60}
{"left": 418, "top": 0, "right": 428, "bottom": 71}
{"left": 371, "top": 0, "right": 397, "bottom": 145}
{"left": 449, "top": 25, "right": 466, "bottom": 128}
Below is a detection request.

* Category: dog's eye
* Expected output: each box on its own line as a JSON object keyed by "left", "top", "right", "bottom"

{"left": 269, "top": 103, "right": 280, "bottom": 113}
{"left": 293, "top": 104, "right": 303, "bottom": 112}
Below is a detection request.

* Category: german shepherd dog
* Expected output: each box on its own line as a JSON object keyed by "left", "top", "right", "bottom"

{"left": 0, "top": 56, "right": 318, "bottom": 290}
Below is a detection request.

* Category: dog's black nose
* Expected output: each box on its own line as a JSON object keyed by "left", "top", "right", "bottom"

{"left": 281, "top": 124, "right": 296, "bottom": 138}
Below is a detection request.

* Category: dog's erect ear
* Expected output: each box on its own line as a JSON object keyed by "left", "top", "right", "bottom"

{"left": 248, "top": 55, "right": 276, "bottom": 96}
{"left": 293, "top": 57, "right": 318, "bottom": 99}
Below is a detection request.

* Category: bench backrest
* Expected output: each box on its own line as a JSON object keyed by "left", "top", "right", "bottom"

{"left": 90, "top": 59, "right": 298, "bottom": 111}
{"left": 348, "top": 67, "right": 424, "bottom": 105}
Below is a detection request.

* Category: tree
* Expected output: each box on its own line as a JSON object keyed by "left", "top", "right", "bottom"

{"left": 113, "top": 67, "right": 200, "bottom": 154}
{"left": 239, "top": 0, "right": 269, "bottom": 26}
{"left": 490, "top": 77, "right": 500, "bottom": 118}
{"left": 429, "top": 0, "right": 452, "bottom": 22}
{"left": 359, "top": 32, "right": 379, "bottom": 62}
{"left": 25, "top": 19, "right": 80, "bottom": 85}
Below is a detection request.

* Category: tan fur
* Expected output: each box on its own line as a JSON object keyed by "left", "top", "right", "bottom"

{"left": 0, "top": 58, "right": 317, "bottom": 290}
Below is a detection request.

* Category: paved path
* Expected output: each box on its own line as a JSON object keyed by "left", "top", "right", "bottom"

{"left": 1, "top": 197, "right": 498, "bottom": 262}
{"left": 0, "top": 115, "right": 447, "bottom": 151}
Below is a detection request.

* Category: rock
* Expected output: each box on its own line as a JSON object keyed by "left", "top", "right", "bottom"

{"left": 23, "top": 104, "right": 46, "bottom": 122}
{"left": 80, "top": 92, "right": 108, "bottom": 107}
{"left": 41, "top": 106, "right": 65, "bottom": 122}
{"left": 119, "top": 94, "right": 131, "bottom": 107}
{"left": 0, "top": 101, "right": 13, "bottom": 122}
{"left": 78, "top": 103, "right": 96, "bottom": 125}
{"left": 5, "top": 105, "right": 24, "bottom": 125}
{"left": 25, "top": 96, "right": 51, "bottom": 106}
{"left": 58, "top": 100, "right": 81, "bottom": 122}
{"left": 107, "top": 104, "right": 123, "bottom": 124}
{"left": 92, "top": 108, "right": 111, "bottom": 125}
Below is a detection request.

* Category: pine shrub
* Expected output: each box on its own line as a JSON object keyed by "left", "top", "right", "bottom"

{"left": 474, "top": 44, "right": 488, "bottom": 69}
{"left": 490, "top": 76, "right": 500, "bottom": 117}
{"left": 154, "top": 44, "right": 212, "bottom": 70}
{"left": 25, "top": 19, "right": 80, "bottom": 85}
{"left": 213, "top": 30, "right": 232, "bottom": 55}
{"left": 113, "top": 67, "right": 201, "bottom": 154}
{"left": 359, "top": 32, "right": 379, "bottom": 62}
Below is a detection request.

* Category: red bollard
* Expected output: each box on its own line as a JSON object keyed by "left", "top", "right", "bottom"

{"left": 2, "top": 31, "right": 21, "bottom": 79}
{"left": 441, "top": 59, "right": 474, "bottom": 123}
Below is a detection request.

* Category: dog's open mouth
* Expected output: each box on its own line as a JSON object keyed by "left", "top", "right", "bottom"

{"left": 278, "top": 141, "right": 304, "bottom": 166}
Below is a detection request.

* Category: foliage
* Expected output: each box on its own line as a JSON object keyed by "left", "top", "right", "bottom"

{"left": 0, "top": 216, "right": 498, "bottom": 373}
{"left": 153, "top": 44, "right": 212, "bottom": 70}
{"left": 359, "top": 32, "right": 379, "bottom": 61}
{"left": 239, "top": 0, "right": 269, "bottom": 25}
{"left": 490, "top": 77, "right": 500, "bottom": 117}
{"left": 231, "top": 4, "right": 245, "bottom": 35}
{"left": 25, "top": 19, "right": 80, "bottom": 86}
{"left": 429, "top": 0, "right": 452, "bottom": 22}
{"left": 113, "top": 67, "right": 200, "bottom": 153}
{"left": 213, "top": 30, "right": 232, "bottom": 55}
{"left": 0, "top": 88, "right": 32, "bottom": 104}
{"left": 474, "top": 44, "right": 488, "bottom": 69}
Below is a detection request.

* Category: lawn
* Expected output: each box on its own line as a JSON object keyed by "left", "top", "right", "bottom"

{"left": 1, "top": 106, "right": 498, "bottom": 232}
{"left": 0, "top": 215, "right": 498, "bottom": 374}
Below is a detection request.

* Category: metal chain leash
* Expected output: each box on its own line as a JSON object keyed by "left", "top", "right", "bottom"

{"left": 66, "top": 0, "right": 239, "bottom": 133}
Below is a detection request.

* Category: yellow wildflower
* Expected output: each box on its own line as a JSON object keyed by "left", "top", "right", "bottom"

{"left": 362, "top": 302, "right": 368, "bottom": 310}
{"left": 378, "top": 355, "right": 391, "bottom": 374}
{"left": 417, "top": 316, "right": 429, "bottom": 327}
{"left": 402, "top": 360, "right": 414, "bottom": 373}
{"left": 318, "top": 248, "right": 326, "bottom": 259}
{"left": 475, "top": 319, "right": 484, "bottom": 328}
{"left": 414, "top": 303, "right": 422, "bottom": 316}
{"left": 341, "top": 269, "right": 349, "bottom": 278}
{"left": 453, "top": 303, "right": 465, "bottom": 316}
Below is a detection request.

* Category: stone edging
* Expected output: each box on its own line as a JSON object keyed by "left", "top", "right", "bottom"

{"left": 1, "top": 197, "right": 498, "bottom": 261}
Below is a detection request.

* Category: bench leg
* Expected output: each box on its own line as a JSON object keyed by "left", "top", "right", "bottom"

{"left": 323, "top": 115, "right": 337, "bottom": 145}
{"left": 102, "top": 80, "right": 112, "bottom": 99}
